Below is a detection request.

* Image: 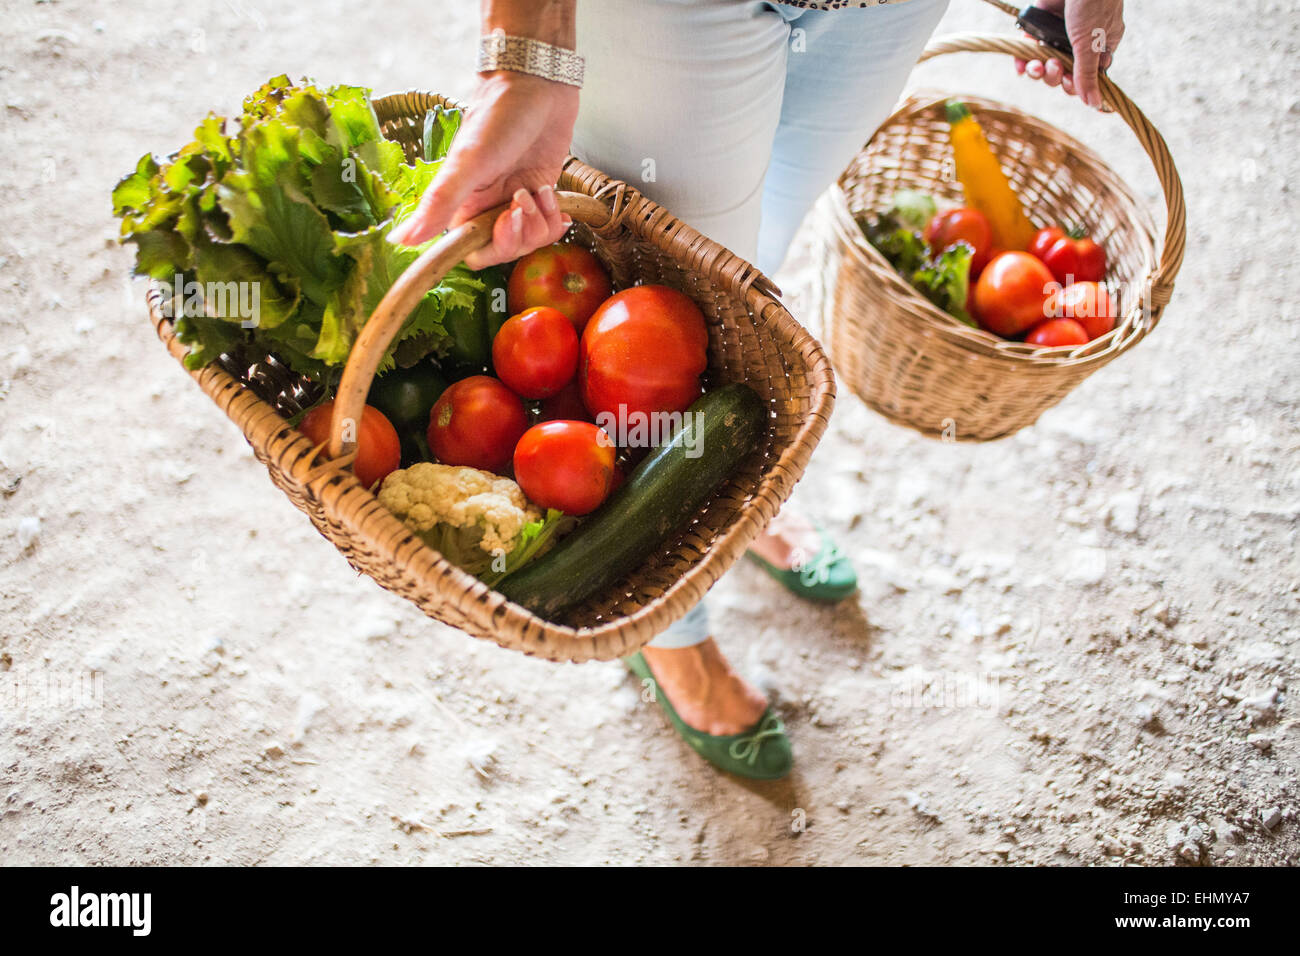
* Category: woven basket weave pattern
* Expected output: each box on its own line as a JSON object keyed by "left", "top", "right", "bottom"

{"left": 147, "top": 90, "right": 835, "bottom": 663}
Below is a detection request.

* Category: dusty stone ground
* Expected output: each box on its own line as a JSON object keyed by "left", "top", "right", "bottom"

{"left": 0, "top": 0, "right": 1296, "bottom": 865}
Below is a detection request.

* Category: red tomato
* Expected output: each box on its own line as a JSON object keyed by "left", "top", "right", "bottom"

{"left": 1046, "top": 281, "right": 1116, "bottom": 340}
{"left": 427, "top": 375, "right": 528, "bottom": 473}
{"left": 580, "top": 285, "right": 708, "bottom": 424}
{"left": 1029, "top": 226, "right": 1066, "bottom": 262}
{"left": 924, "top": 207, "right": 994, "bottom": 276}
{"left": 491, "top": 306, "right": 579, "bottom": 399}
{"left": 1032, "top": 227, "right": 1106, "bottom": 284}
{"left": 513, "top": 421, "right": 617, "bottom": 516}
{"left": 507, "top": 241, "right": 613, "bottom": 333}
{"left": 1025, "top": 318, "right": 1090, "bottom": 347}
{"left": 538, "top": 379, "right": 592, "bottom": 423}
{"left": 299, "top": 401, "right": 401, "bottom": 491}
{"left": 973, "top": 251, "right": 1056, "bottom": 338}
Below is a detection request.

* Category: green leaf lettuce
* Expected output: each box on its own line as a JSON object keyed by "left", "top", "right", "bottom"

{"left": 111, "top": 76, "right": 479, "bottom": 378}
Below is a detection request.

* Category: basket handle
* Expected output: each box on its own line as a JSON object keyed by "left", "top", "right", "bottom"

{"left": 326, "top": 191, "right": 614, "bottom": 459}
{"left": 918, "top": 33, "right": 1186, "bottom": 323}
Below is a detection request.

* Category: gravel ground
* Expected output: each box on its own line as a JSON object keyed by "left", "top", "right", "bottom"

{"left": 1, "top": 0, "right": 1296, "bottom": 865}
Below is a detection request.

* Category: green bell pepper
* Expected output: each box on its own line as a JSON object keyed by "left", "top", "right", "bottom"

{"left": 367, "top": 360, "right": 449, "bottom": 465}
{"left": 480, "top": 264, "right": 511, "bottom": 345}
{"left": 440, "top": 264, "right": 510, "bottom": 374}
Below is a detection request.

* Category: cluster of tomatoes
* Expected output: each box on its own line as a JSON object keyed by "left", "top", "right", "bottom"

{"left": 925, "top": 208, "right": 1116, "bottom": 347}
{"left": 303, "top": 241, "right": 710, "bottom": 516}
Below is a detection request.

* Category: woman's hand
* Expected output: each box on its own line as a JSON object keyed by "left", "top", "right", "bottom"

{"left": 388, "top": 71, "right": 579, "bottom": 268}
{"left": 1013, "top": 0, "right": 1125, "bottom": 109}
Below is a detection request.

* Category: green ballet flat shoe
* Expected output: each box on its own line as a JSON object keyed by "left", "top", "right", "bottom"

{"left": 624, "top": 651, "right": 792, "bottom": 781}
{"left": 747, "top": 524, "right": 858, "bottom": 603}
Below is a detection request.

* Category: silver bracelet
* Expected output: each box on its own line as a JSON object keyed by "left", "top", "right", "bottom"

{"left": 477, "top": 28, "right": 584, "bottom": 88}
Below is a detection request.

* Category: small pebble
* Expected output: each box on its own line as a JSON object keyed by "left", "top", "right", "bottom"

{"left": 17, "top": 516, "right": 40, "bottom": 550}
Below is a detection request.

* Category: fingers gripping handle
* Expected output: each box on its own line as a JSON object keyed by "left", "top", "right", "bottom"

{"left": 325, "top": 191, "right": 612, "bottom": 460}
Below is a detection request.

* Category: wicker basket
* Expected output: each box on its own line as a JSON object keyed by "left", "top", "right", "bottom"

{"left": 146, "top": 90, "right": 835, "bottom": 663}
{"left": 824, "top": 34, "right": 1186, "bottom": 442}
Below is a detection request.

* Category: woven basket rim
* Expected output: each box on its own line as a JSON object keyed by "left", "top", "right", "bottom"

{"left": 147, "top": 88, "right": 835, "bottom": 663}
{"left": 832, "top": 91, "right": 1162, "bottom": 369}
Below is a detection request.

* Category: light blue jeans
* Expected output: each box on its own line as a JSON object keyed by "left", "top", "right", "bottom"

{"left": 572, "top": 0, "right": 950, "bottom": 276}
{"left": 572, "top": 0, "right": 949, "bottom": 646}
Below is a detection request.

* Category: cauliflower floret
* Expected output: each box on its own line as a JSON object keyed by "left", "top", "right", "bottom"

{"left": 377, "top": 463, "right": 541, "bottom": 572}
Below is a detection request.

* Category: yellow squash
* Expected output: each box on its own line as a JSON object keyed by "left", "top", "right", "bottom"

{"left": 946, "top": 100, "right": 1037, "bottom": 251}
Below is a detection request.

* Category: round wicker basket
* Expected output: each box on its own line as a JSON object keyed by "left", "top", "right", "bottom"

{"left": 824, "top": 33, "right": 1186, "bottom": 442}
{"left": 146, "top": 90, "right": 835, "bottom": 663}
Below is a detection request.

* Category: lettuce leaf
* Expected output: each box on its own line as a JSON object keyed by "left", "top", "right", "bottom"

{"left": 910, "top": 242, "right": 976, "bottom": 327}
{"left": 886, "top": 189, "right": 937, "bottom": 234}
{"left": 861, "top": 189, "right": 975, "bottom": 327}
{"left": 869, "top": 225, "right": 928, "bottom": 276}
{"left": 111, "top": 77, "right": 473, "bottom": 380}
{"left": 423, "top": 105, "right": 462, "bottom": 164}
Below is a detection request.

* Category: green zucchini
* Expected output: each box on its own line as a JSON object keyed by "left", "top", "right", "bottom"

{"left": 499, "top": 383, "right": 767, "bottom": 620}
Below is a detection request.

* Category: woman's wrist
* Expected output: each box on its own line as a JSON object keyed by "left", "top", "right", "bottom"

{"left": 481, "top": 0, "right": 576, "bottom": 50}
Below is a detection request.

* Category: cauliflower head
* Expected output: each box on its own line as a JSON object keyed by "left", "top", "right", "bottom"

{"left": 377, "top": 463, "right": 541, "bottom": 575}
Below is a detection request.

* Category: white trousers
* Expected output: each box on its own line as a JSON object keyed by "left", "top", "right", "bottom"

{"left": 572, "top": 0, "right": 950, "bottom": 276}
{"left": 573, "top": 0, "right": 949, "bottom": 647}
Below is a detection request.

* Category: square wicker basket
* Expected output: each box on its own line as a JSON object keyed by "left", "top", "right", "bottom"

{"left": 145, "top": 90, "right": 835, "bottom": 663}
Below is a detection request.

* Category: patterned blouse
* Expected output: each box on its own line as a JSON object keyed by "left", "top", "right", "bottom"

{"left": 779, "top": 1, "right": 917, "bottom": 7}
